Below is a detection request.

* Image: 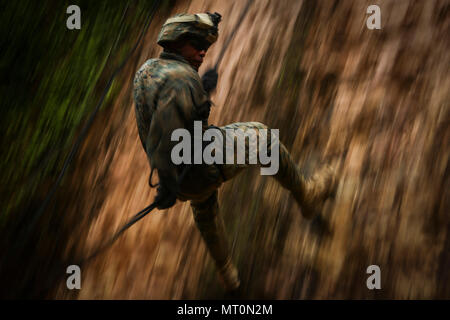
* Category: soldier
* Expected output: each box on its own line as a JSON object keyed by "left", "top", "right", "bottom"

{"left": 133, "top": 12, "right": 338, "bottom": 293}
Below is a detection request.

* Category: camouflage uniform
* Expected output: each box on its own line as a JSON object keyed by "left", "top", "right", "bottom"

{"left": 133, "top": 13, "right": 337, "bottom": 292}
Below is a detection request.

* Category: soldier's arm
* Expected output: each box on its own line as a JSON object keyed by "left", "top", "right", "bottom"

{"left": 172, "top": 77, "right": 212, "bottom": 131}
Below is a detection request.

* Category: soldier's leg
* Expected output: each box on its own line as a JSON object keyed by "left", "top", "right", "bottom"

{"left": 219, "top": 122, "right": 270, "bottom": 180}
{"left": 219, "top": 122, "right": 337, "bottom": 219}
{"left": 190, "top": 191, "right": 240, "bottom": 291}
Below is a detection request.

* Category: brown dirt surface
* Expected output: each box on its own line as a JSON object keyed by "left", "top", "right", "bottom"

{"left": 53, "top": 0, "right": 449, "bottom": 299}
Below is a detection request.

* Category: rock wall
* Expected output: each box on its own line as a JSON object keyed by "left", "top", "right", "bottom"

{"left": 55, "top": 0, "right": 449, "bottom": 299}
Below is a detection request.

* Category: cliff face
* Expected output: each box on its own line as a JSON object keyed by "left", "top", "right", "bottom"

{"left": 55, "top": 0, "right": 449, "bottom": 299}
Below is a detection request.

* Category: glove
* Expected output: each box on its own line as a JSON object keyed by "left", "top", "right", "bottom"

{"left": 197, "top": 100, "right": 212, "bottom": 119}
{"left": 201, "top": 68, "right": 218, "bottom": 94}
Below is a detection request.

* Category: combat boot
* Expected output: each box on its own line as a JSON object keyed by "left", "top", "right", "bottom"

{"left": 275, "top": 144, "right": 338, "bottom": 219}
{"left": 298, "top": 164, "right": 338, "bottom": 219}
{"left": 217, "top": 258, "right": 241, "bottom": 292}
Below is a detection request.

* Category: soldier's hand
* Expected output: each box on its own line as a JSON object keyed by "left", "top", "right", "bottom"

{"left": 201, "top": 68, "right": 218, "bottom": 94}
{"left": 197, "top": 100, "right": 212, "bottom": 119}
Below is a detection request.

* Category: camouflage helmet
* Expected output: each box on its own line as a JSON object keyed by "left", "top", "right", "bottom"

{"left": 157, "top": 12, "right": 222, "bottom": 48}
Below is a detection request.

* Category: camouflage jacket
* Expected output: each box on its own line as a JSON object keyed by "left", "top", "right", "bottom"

{"left": 133, "top": 52, "right": 223, "bottom": 200}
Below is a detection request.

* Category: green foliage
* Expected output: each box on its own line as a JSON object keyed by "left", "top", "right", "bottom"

{"left": 0, "top": 0, "right": 164, "bottom": 220}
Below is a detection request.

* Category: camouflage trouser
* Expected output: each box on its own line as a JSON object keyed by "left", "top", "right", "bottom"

{"left": 190, "top": 122, "right": 336, "bottom": 290}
